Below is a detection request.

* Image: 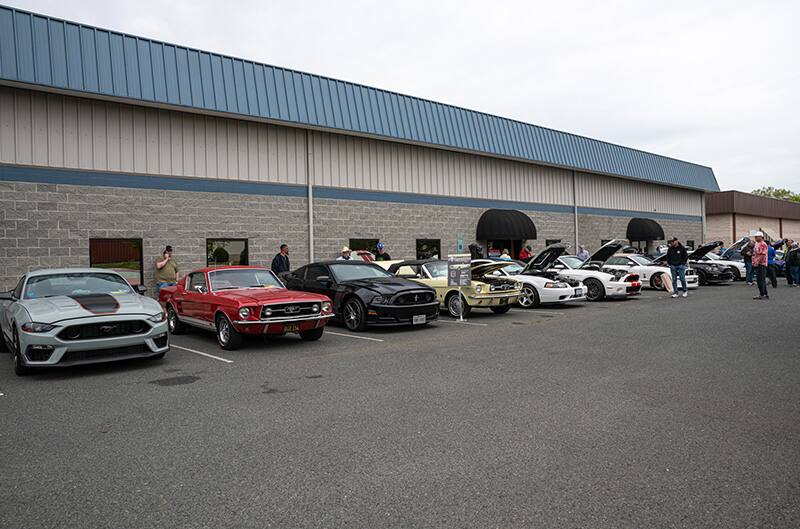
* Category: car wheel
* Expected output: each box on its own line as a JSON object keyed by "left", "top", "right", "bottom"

{"left": 490, "top": 305, "right": 512, "bottom": 314}
{"left": 215, "top": 314, "right": 242, "bottom": 350}
{"left": 12, "top": 328, "right": 31, "bottom": 376}
{"left": 697, "top": 270, "right": 708, "bottom": 286}
{"left": 445, "top": 292, "right": 471, "bottom": 318}
{"left": 651, "top": 273, "right": 666, "bottom": 290}
{"left": 299, "top": 327, "right": 325, "bottom": 341}
{"left": 583, "top": 278, "right": 604, "bottom": 301}
{"left": 729, "top": 266, "right": 741, "bottom": 280}
{"left": 167, "top": 305, "right": 186, "bottom": 335}
{"left": 343, "top": 298, "right": 368, "bottom": 332}
{"left": 518, "top": 285, "right": 540, "bottom": 308}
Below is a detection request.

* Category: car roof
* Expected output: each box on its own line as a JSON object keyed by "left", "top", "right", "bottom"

{"left": 25, "top": 267, "right": 122, "bottom": 278}
{"left": 200, "top": 265, "right": 270, "bottom": 273}
{"left": 306, "top": 260, "right": 384, "bottom": 266}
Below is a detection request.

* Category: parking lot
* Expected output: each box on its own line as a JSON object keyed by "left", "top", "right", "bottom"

{"left": 1, "top": 281, "right": 798, "bottom": 529}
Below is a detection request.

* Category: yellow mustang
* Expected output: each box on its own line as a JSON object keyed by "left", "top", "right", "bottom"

{"left": 377, "top": 259, "right": 522, "bottom": 318}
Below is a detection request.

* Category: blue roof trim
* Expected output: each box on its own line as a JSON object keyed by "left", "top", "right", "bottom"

{"left": 0, "top": 163, "right": 701, "bottom": 222}
{"left": 0, "top": 6, "right": 719, "bottom": 192}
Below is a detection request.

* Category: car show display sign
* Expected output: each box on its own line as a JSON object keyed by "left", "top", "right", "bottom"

{"left": 447, "top": 254, "right": 472, "bottom": 287}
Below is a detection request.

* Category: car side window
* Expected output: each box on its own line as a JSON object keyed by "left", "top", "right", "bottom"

{"left": 607, "top": 257, "right": 628, "bottom": 265}
{"left": 305, "top": 264, "right": 328, "bottom": 283}
{"left": 188, "top": 272, "right": 207, "bottom": 292}
{"left": 13, "top": 277, "right": 24, "bottom": 300}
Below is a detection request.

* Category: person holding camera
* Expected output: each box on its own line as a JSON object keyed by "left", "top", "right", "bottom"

{"left": 154, "top": 245, "right": 179, "bottom": 298}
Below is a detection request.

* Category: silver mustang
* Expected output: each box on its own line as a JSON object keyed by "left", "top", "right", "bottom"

{"left": 0, "top": 268, "right": 169, "bottom": 375}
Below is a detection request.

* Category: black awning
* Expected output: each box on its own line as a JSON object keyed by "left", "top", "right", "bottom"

{"left": 626, "top": 217, "right": 665, "bottom": 241}
{"left": 476, "top": 209, "right": 537, "bottom": 240}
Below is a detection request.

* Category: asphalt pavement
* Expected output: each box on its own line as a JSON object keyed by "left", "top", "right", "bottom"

{"left": 1, "top": 281, "right": 798, "bottom": 528}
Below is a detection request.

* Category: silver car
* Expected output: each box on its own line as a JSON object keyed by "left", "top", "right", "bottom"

{"left": 0, "top": 268, "right": 169, "bottom": 376}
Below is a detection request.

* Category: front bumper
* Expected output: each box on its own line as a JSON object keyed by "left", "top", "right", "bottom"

{"left": 605, "top": 281, "right": 640, "bottom": 298}
{"left": 539, "top": 286, "right": 586, "bottom": 304}
{"left": 465, "top": 291, "right": 521, "bottom": 307}
{"left": 365, "top": 301, "right": 440, "bottom": 326}
{"left": 19, "top": 317, "right": 169, "bottom": 367}
{"left": 232, "top": 313, "right": 332, "bottom": 334}
{"left": 705, "top": 270, "right": 735, "bottom": 283}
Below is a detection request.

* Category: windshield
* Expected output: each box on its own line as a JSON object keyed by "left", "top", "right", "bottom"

{"left": 24, "top": 272, "right": 132, "bottom": 299}
{"left": 706, "top": 253, "right": 720, "bottom": 260}
{"left": 500, "top": 263, "right": 524, "bottom": 274}
{"left": 560, "top": 256, "right": 584, "bottom": 269}
{"left": 209, "top": 268, "right": 283, "bottom": 291}
{"left": 330, "top": 263, "right": 392, "bottom": 281}
{"left": 629, "top": 255, "right": 654, "bottom": 266}
{"left": 423, "top": 262, "right": 448, "bottom": 278}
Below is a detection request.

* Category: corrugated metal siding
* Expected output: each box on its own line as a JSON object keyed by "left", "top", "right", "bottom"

{"left": 309, "top": 130, "right": 574, "bottom": 204}
{"left": 575, "top": 172, "right": 703, "bottom": 217}
{"left": 0, "top": 85, "right": 307, "bottom": 183}
{"left": 0, "top": 5, "right": 719, "bottom": 192}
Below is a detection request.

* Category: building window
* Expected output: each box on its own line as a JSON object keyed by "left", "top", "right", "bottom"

{"left": 206, "top": 239, "right": 249, "bottom": 267}
{"left": 89, "top": 238, "right": 144, "bottom": 286}
{"left": 545, "top": 239, "right": 561, "bottom": 247}
{"left": 686, "top": 240, "right": 695, "bottom": 250}
{"left": 416, "top": 239, "right": 441, "bottom": 260}
{"left": 349, "top": 238, "right": 379, "bottom": 255}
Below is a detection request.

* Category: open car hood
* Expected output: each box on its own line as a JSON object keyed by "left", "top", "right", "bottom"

{"left": 583, "top": 239, "right": 624, "bottom": 267}
{"left": 523, "top": 243, "right": 568, "bottom": 273}
{"left": 688, "top": 241, "right": 723, "bottom": 260}
{"left": 471, "top": 262, "right": 511, "bottom": 279}
{"left": 721, "top": 237, "right": 749, "bottom": 260}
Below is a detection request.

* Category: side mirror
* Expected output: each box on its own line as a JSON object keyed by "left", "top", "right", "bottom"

{"left": 135, "top": 285, "right": 148, "bottom": 295}
{"left": 315, "top": 275, "right": 331, "bottom": 285}
{"left": 0, "top": 291, "right": 13, "bottom": 301}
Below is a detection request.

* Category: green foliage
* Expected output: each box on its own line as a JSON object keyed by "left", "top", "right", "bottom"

{"left": 751, "top": 187, "right": 800, "bottom": 202}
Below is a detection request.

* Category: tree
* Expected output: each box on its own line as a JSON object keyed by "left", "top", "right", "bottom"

{"left": 751, "top": 187, "right": 800, "bottom": 202}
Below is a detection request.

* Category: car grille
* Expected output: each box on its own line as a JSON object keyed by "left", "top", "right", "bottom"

{"left": 261, "top": 302, "right": 320, "bottom": 319}
{"left": 57, "top": 320, "right": 150, "bottom": 341}
{"left": 393, "top": 291, "right": 435, "bottom": 305}
{"left": 60, "top": 344, "right": 148, "bottom": 363}
{"left": 153, "top": 334, "right": 168, "bottom": 348}
{"left": 489, "top": 282, "right": 516, "bottom": 292}
{"left": 561, "top": 277, "right": 581, "bottom": 287}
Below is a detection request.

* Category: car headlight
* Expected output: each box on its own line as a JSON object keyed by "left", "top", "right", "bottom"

{"left": 321, "top": 301, "right": 332, "bottom": 313}
{"left": 515, "top": 282, "right": 523, "bottom": 290}
{"left": 148, "top": 312, "right": 166, "bottom": 323}
{"left": 371, "top": 295, "right": 390, "bottom": 305}
{"left": 21, "top": 322, "right": 55, "bottom": 333}
{"left": 475, "top": 285, "right": 483, "bottom": 293}
{"left": 239, "top": 307, "right": 251, "bottom": 319}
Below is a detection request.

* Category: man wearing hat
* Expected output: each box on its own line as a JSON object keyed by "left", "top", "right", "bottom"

{"left": 337, "top": 246, "right": 352, "bottom": 260}
{"left": 665, "top": 237, "right": 689, "bottom": 298}
{"left": 154, "top": 245, "right": 179, "bottom": 298}
{"left": 752, "top": 232, "right": 769, "bottom": 299}
{"left": 374, "top": 242, "right": 392, "bottom": 261}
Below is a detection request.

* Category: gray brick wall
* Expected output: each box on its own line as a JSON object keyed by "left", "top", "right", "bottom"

{"left": 577, "top": 214, "right": 703, "bottom": 253}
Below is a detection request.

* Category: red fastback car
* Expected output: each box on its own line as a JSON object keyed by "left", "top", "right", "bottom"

{"left": 160, "top": 266, "right": 333, "bottom": 350}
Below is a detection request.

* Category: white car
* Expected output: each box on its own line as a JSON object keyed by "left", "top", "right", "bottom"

{"left": 602, "top": 252, "right": 699, "bottom": 290}
{"left": 0, "top": 268, "right": 169, "bottom": 375}
{"left": 702, "top": 252, "right": 746, "bottom": 281}
{"left": 548, "top": 241, "right": 643, "bottom": 301}
{"left": 473, "top": 244, "right": 586, "bottom": 308}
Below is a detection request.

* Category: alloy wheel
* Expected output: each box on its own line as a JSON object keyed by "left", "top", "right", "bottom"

{"left": 518, "top": 286, "right": 535, "bottom": 308}
{"left": 447, "top": 294, "right": 463, "bottom": 317}
{"left": 217, "top": 318, "right": 230, "bottom": 345}
{"left": 344, "top": 300, "right": 363, "bottom": 331}
{"left": 168, "top": 308, "right": 177, "bottom": 332}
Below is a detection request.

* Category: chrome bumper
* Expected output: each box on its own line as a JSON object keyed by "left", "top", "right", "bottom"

{"left": 233, "top": 313, "right": 332, "bottom": 324}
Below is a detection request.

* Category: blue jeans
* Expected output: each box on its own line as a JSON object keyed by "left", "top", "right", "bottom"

{"left": 790, "top": 264, "right": 800, "bottom": 285}
{"left": 744, "top": 260, "right": 753, "bottom": 283}
{"left": 155, "top": 282, "right": 175, "bottom": 298}
{"left": 670, "top": 264, "right": 687, "bottom": 293}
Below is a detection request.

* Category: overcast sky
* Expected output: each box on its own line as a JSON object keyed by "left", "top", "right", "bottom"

{"left": 8, "top": 0, "right": 799, "bottom": 192}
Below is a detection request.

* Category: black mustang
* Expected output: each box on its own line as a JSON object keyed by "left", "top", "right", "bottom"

{"left": 281, "top": 261, "right": 439, "bottom": 331}
{"left": 653, "top": 241, "right": 734, "bottom": 285}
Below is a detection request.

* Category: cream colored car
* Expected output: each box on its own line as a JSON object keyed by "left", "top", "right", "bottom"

{"left": 378, "top": 260, "right": 522, "bottom": 318}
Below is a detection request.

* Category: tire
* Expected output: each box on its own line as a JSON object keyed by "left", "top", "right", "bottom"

{"left": 12, "top": 328, "right": 31, "bottom": 376}
{"left": 299, "top": 327, "right": 325, "bottom": 341}
{"left": 343, "top": 298, "right": 368, "bottom": 332}
{"left": 215, "top": 314, "right": 242, "bottom": 350}
{"left": 729, "top": 266, "right": 741, "bottom": 281}
{"left": 650, "top": 273, "right": 666, "bottom": 291}
{"left": 490, "top": 305, "right": 512, "bottom": 314}
{"left": 697, "top": 270, "right": 708, "bottom": 286}
{"left": 518, "top": 285, "right": 540, "bottom": 308}
{"left": 583, "top": 278, "right": 605, "bottom": 302}
{"left": 166, "top": 305, "right": 186, "bottom": 335}
{"left": 445, "top": 292, "right": 471, "bottom": 318}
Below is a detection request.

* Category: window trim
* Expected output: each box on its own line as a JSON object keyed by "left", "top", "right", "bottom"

{"left": 89, "top": 237, "right": 144, "bottom": 287}
{"left": 206, "top": 238, "right": 249, "bottom": 267}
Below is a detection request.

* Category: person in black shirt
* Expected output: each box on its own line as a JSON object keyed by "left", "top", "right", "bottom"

{"left": 271, "top": 244, "right": 290, "bottom": 274}
{"left": 665, "top": 237, "right": 689, "bottom": 298}
{"left": 374, "top": 242, "right": 392, "bottom": 261}
{"left": 741, "top": 240, "right": 755, "bottom": 285}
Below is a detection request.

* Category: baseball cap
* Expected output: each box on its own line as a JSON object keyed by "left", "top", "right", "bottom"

{"left": 377, "top": 242, "right": 385, "bottom": 250}
{"left": 754, "top": 231, "right": 764, "bottom": 237}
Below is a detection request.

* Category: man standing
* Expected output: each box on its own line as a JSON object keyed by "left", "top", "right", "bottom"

{"left": 666, "top": 237, "right": 689, "bottom": 298}
{"left": 374, "top": 242, "right": 392, "bottom": 261}
{"left": 154, "top": 245, "right": 179, "bottom": 298}
{"left": 577, "top": 245, "right": 590, "bottom": 261}
{"left": 786, "top": 242, "right": 800, "bottom": 287}
{"left": 767, "top": 243, "right": 778, "bottom": 289}
{"left": 752, "top": 232, "right": 769, "bottom": 300}
{"left": 271, "top": 244, "right": 290, "bottom": 274}
{"left": 783, "top": 240, "right": 794, "bottom": 286}
{"left": 741, "top": 240, "right": 755, "bottom": 285}
{"left": 337, "top": 246, "right": 352, "bottom": 260}
{"left": 518, "top": 245, "right": 532, "bottom": 261}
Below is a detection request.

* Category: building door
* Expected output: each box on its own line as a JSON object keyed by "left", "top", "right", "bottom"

{"left": 487, "top": 240, "right": 521, "bottom": 258}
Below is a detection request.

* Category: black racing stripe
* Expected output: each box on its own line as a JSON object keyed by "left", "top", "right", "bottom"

{"left": 68, "top": 294, "right": 120, "bottom": 314}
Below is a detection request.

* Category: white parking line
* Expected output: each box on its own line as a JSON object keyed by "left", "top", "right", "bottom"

{"left": 326, "top": 331, "right": 385, "bottom": 342}
{"left": 0, "top": 390, "right": 5, "bottom": 397}
{"left": 437, "top": 319, "right": 488, "bottom": 327}
{"left": 171, "top": 344, "right": 234, "bottom": 364}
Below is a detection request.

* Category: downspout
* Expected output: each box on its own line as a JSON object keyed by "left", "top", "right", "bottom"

{"left": 306, "top": 129, "right": 314, "bottom": 263}
{"left": 572, "top": 170, "right": 579, "bottom": 250}
{"left": 700, "top": 193, "right": 706, "bottom": 243}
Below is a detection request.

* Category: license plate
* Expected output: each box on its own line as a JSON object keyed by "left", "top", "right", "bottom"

{"left": 283, "top": 324, "right": 300, "bottom": 332}
{"left": 499, "top": 297, "right": 507, "bottom": 305}
{"left": 574, "top": 288, "right": 582, "bottom": 295}
{"left": 412, "top": 314, "right": 426, "bottom": 325}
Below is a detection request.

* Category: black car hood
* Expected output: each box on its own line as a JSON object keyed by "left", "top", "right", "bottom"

{"left": 583, "top": 240, "right": 624, "bottom": 267}
{"left": 342, "top": 277, "right": 431, "bottom": 294}
{"left": 688, "top": 241, "right": 723, "bottom": 260}
{"left": 523, "top": 244, "right": 568, "bottom": 273}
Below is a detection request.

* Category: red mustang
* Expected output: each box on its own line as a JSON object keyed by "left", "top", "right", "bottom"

{"left": 159, "top": 266, "right": 333, "bottom": 350}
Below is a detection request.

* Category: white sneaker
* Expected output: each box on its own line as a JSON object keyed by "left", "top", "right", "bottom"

{"left": 671, "top": 293, "right": 679, "bottom": 298}
{"left": 681, "top": 292, "right": 688, "bottom": 298}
